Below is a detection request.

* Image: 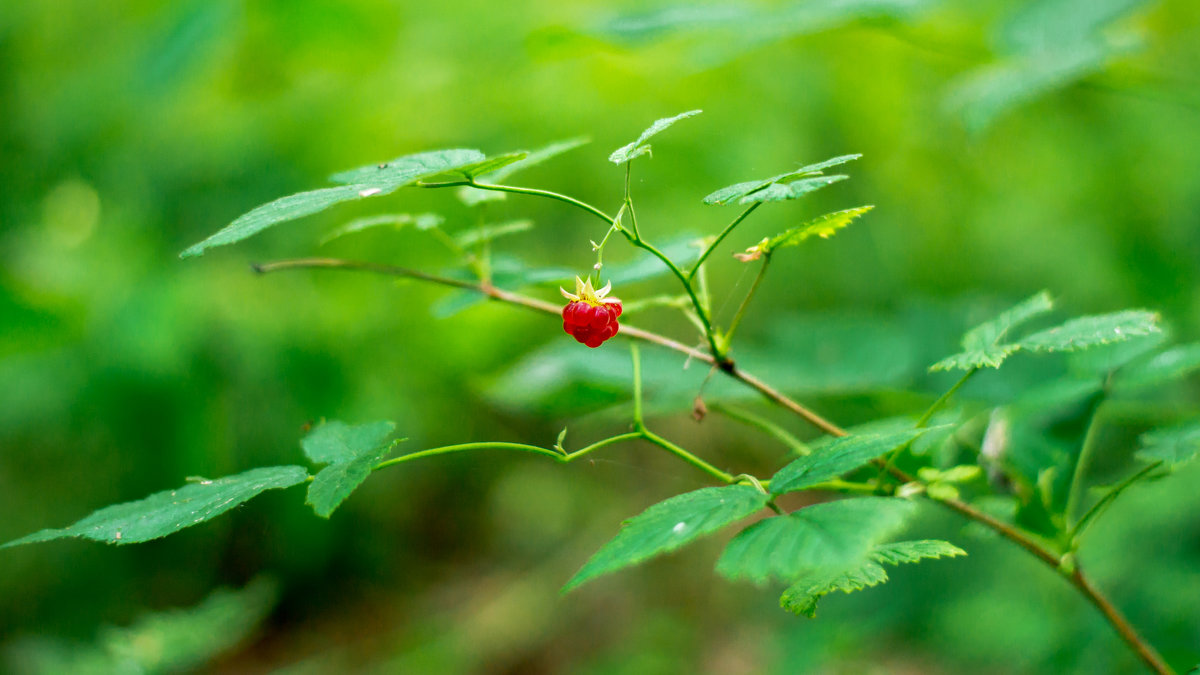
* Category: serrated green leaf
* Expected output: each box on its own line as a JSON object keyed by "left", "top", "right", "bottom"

{"left": 452, "top": 152, "right": 528, "bottom": 179}
{"left": 1113, "top": 342, "right": 1200, "bottom": 390}
{"left": 320, "top": 213, "right": 444, "bottom": 246}
{"left": 2, "top": 466, "right": 309, "bottom": 548}
{"left": 703, "top": 154, "right": 861, "bottom": 205}
{"left": 181, "top": 185, "right": 396, "bottom": 258}
{"left": 1019, "top": 310, "right": 1160, "bottom": 353}
{"left": 453, "top": 220, "right": 534, "bottom": 248}
{"left": 458, "top": 137, "right": 590, "bottom": 206}
{"left": 737, "top": 174, "right": 848, "bottom": 204}
{"left": 307, "top": 442, "right": 396, "bottom": 518}
{"left": 301, "top": 420, "right": 396, "bottom": 465}
{"left": 715, "top": 497, "right": 915, "bottom": 584}
{"left": 563, "top": 485, "right": 769, "bottom": 592}
{"left": 780, "top": 560, "right": 887, "bottom": 617}
{"left": 1135, "top": 422, "right": 1200, "bottom": 467}
{"left": 609, "top": 109, "right": 702, "bottom": 164}
{"left": 328, "top": 148, "right": 485, "bottom": 185}
{"left": 870, "top": 539, "right": 966, "bottom": 565}
{"left": 780, "top": 538, "right": 964, "bottom": 617}
{"left": 770, "top": 429, "right": 929, "bottom": 496}
{"left": 760, "top": 205, "right": 873, "bottom": 253}
{"left": 930, "top": 291, "right": 1053, "bottom": 371}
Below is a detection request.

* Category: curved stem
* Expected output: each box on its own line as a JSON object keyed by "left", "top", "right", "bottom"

{"left": 421, "top": 179, "right": 616, "bottom": 227}
{"left": 722, "top": 254, "right": 771, "bottom": 346}
{"left": 688, "top": 203, "right": 760, "bottom": 280}
{"left": 374, "top": 442, "right": 563, "bottom": 471}
{"left": 640, "top": 428, "right": 735, "bottom": 484}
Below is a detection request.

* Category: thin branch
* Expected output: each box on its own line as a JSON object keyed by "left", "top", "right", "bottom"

{"left": 688, "top": 203, "right": 760, "bottom": 280}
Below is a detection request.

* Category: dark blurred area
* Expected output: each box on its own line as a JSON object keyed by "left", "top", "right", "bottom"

{"left": 1, "top": 0, "right": 1198, "bottom": 672}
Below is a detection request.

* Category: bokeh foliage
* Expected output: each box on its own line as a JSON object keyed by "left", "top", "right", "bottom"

{"left": 1, "top": 0, "right": 1198, "bottom": 672}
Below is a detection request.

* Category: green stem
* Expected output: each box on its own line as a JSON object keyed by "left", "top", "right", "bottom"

{"left": 419, "top": 179, "right": 616, "bottom": 227}
{"left": 1067, "top": 461, "right": 1163, "bottom": 545}
{"left": 722, "top": 254, "right": 771, "bottom": 347}
{"left": 641, "top": 428, "right": 735, "bottom": 484}
{"left": 560, "top": 432, "right": 644, "bottom": 462}
{"left": 1065, "top": 393, "right": 1110, "bottom": 527}
{"left": 711, "top": 402, "right": 810, "bottom": 456}
{"left": 374, "top": 442, "right": 563, "bottom": 471}
{"left": 688, "top": 203, "right": 760, "bottom": 280}
{"left": 631, "top": 343, "right": 645, "bottom": 430}
{"left": 916, "top": 367, "right": 978, "bottom": 428}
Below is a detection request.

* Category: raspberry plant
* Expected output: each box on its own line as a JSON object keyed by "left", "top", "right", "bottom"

{"left": 6, "top": 111, "right": 1197, "bottom": 674}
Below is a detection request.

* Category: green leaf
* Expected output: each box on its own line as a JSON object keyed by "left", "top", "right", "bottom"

{"left": 736, "top": 174, "right": 848, "bottom": 204}
{"left": 181, "top": 185, "right": 397, "bottom": 258}
{"left": 320, "top": 212, "right": 444, "bottom": 246}
{"left": 870, "top": 539, "right": 966, "bottom": 565}
{"left": 2, "top": 466, "right": 309, "bottom": 548}
{"left": 307, "top": 443, "right": 396, "bottom": 518}
{"left": 780, "top": 539, "right": 964, "bottom": 617}
{"left": 452, "top": 152, "right": 529, "bottom": 179}
{"left": 703, "top": 155, "right": 860, "bottom": 205}
{"left": 780, "top": 560, "right": 888, "bottom": 618}
{"left": 753, "top": 206, "right": 873, "bottom": 255}
{"left": 301, "top": 420, "right": 396, "bottom": 465}
{"left": 1019, "top": 310, "right": 1161, "bottom": 353}
{"left": 453, "top": 220, "right": 534, "bottom": 248}
{"left": 1112, "top": 342, "right": 1200, "bottom": 390}
{"left": 609, "top": 109, "right": 702, "bottom": 164}
{"left": 182, "top": 148, "right": 496, "bottom": 257}
{"left": 771, "top": 429, "right": 930, "bottom": 496}
{"left": 458, "top": 137, "right": 590, "bottom": 206}
{"left": 563, "top": 485, "right": 769, "bottom": 593}
{"left": 715, "top": 497, "right": 915, "bottom": 584}
{"left": 930, "top": 291, "right": 1053, "bottom": 371}
{"left": 327, "top": 148, "right": 485, "bottom": 185}
{"left": 1135, "top": 422, "right": 1200, "bottom": 467}
{"left": 301, "top": 420, "right": 398, "bottom": 517}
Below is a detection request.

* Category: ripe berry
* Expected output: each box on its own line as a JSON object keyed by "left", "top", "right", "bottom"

{"left": 560, "top": 277, "right": 622, "bottom": 348}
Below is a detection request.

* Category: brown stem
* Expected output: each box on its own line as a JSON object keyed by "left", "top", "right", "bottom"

{"left": 252, "top": 256, "right": 1173, "bottom": 674}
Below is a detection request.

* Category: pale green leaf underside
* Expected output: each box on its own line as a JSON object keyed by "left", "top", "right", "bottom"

{"left": 702, "top": 154, "right": 860, "bottom": 205}
{"left": 764, "top": 205, "right": 874, "bottom": 252}
{"left": 1019, "top": 310, "right": 1160, "bottom": 353}
{"left": 301, "top": 420, "right": 396, "bottom": 465}
{"left": 563, "top": 485, "right": 769, "bottom": 593}
{"left": 458, "top": 137, "right": 590, "bottom": 206}
{"left": 609, "top": 109, "right": 702, "bottom": 164}
{"left": 715, "top": 497, "right": 915, "bottom": 584}
{"left": 780, "top": 539, "right": 965, "bottom": 617}
{"left": 2, "top": 466, "right": 309, "bottom": 548}
{"left": 320, "top": 213, "right": 444, "bottom": 246}
{"left": 737, "top": 174, "right": 848, "bottom": 204}
{"left": 930, "top": 345, "right": 1019, "bottom": 372}
{"left": 307, "top": 443, "right": 395, "bottom": 518}
{"left": 453, "top": 220, "right": 534, "bottom": 248}
{"left": 770, "top": 428, "right": 930, "bottom": 496}
{"left": 1135, "top": 422, "right": 1200, "bottom": 467}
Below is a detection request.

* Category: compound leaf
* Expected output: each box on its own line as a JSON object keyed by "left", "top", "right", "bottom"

{"left": 715, "top": 497, "right": 914, "bottom": 584}
{"left": 771, "top": 429, "right": 930, "bottom": 496}
{"left": 563, "top": 485, "right": 769, "bottom": 592}
{"left": 2, "top": 466, "right": 309, "bottom": 548}
{"left": 609, "top": 110, "right": 702, "bottom": 164}
{"left": 327, "top": 148, "right": 486, "bottom": 185}
{"left": 703, "top": 154, "right": 861, "bottom": 205}
{"left": 736, "top": 174, "right": 847, "bottom": 204}
{"left": 870, "top": 539, "right": 966, "bottom": 565}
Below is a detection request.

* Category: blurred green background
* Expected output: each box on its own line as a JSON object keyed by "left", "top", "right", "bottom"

{"left": 2, "top": 0, "right": 1198, "bottom": 672}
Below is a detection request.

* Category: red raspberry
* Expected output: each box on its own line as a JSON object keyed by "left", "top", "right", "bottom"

{"left": 560, "top": 277, "right": 622, "bottom": 348}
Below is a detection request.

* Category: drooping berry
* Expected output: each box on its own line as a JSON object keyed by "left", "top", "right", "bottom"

{"left": 560, "top": 276, "right": 622, "bottom": 348}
